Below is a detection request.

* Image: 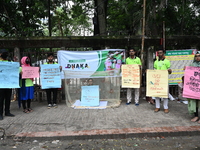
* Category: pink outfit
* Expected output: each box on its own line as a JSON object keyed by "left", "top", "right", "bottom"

{"left": 21, "top": 56, "right": 30, "bottom": 67}
{"left": 21, "top": 56, "right": 33, "bottom": 81}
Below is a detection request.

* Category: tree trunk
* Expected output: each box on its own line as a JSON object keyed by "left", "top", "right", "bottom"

{"left": 93, "top": 0, "right": 99, "bottom": 36}
{"left": 97, "top": 0, "right": 107, "bottom": 36}
{"left": 13, "top": 47, "right": 20, "bottom": 62}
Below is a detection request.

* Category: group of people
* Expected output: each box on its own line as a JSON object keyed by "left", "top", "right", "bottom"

{"left": 0, "top": 50, "right": 60, "bottom": 120}
{"left": 1, "top": 48, "right": 200, "bottom": 123}
{"left": 125, "top": 47, "right": 200, "bottom": 123}
{"left": 104, "top": 51, "right": 125, "bottom": 75}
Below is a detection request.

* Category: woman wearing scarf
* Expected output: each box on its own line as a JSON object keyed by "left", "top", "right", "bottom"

{"left": 19, "top": 56, "right": 34, "bottom": 113}
{"left": 188, "top": 51, "right": 200, "bottom": 123}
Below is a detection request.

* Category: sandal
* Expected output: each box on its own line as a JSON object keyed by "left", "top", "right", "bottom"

{"left": 23, "top": 109, "right": 29, "bottom": 113}
{"left": 27, "top": 108, "right": 33, "bottom": 113}
{"left": 149, "top": 99, "right": 155, "bottom": 105}
{"left": 191, "top": 117, "right": 199, "bottom": 122}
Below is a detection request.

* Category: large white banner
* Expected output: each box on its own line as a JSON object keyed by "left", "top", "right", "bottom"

{"left": 57, "top": 49, "right": 125, "bottom": 78}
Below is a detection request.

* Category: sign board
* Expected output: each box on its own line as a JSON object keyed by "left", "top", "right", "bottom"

{"left": 57, "top": 49, "right": 125, "bottom": 78}
{"left": 81, "top": 85, "right": 100, "bottom": 106}
{"left": 0, "top": 61, "right": 20, "bottom": 88}
{"left": 165, "top": 49, "right": 196, "bottom": 85}
{"left": 22, "top": 67, "right": 39, "bottom": 79}
{"left": 146, "top": 70, "right": 168, "bottom": 98}
{"left": 40, "top": 64, "right": 61, "bottom": 89}
{"left": 183, "top": 66, "right": 200, "bottom": 99}
{"left": 121, "top": 64, "right": 140, "bottom": 88}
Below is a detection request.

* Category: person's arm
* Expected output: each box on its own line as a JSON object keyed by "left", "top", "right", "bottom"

{"left": 125, "top": 58, "right": 128, "bottom": 64}
{"left": 138, "top": 58, "right": 142, "bottom": 68}
{"left": 168, "top": 69, "right": 172, "bottom": 74}
{"left": 153, "top": 60, "right": 157, "bottom": 70}
{"left": 166, "top": 60, "right": 172, "bottom": 74}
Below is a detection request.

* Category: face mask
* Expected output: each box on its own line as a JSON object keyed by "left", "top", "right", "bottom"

{"left": 25, "top": 59, "right": 30, "bottom": 64}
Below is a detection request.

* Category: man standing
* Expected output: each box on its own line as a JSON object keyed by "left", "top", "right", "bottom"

{"left": 154, "top": 48, "right": 172, "bottom": 113}
{"left": 0, "top": 50, "right": 15, "bottom": 120}
{"left": 44, "top": 53, "right": 62, "bottom": 108}
{"left": 126, "top": 48, "right": 142, "bottom": 106}
{"left": 0, "top": 49, "right": 7, "bottom": 60}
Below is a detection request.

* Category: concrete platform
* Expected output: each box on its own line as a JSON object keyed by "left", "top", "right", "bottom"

{"left": 0, "top": 98, "right": 200, "bottom": 140}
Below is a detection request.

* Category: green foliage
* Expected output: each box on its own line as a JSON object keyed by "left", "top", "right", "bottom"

{"left": 0, "top": 0, "right": 199, "bottom": 38}
{"left": 0, "top": 0, "right": 92, "bottom": 37}
{"left": 106, "top": 0, "right": 200, "bottom": 36}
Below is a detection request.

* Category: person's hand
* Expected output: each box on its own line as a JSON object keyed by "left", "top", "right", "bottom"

{"left": 168, "top": 69, "right": 172, "bottom": 74}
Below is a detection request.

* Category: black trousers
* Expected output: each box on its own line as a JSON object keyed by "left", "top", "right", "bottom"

{"left": 0, "top": 89, "right": 12, "bottom": 116}
{"left": 22, "top": 99, "right": 31, "bottom": 109}
{"left": 46, "top": 88, "right": 58, "bottom": 104}
{"left": 194, "top": 100, "right": 199, "bottom": 117}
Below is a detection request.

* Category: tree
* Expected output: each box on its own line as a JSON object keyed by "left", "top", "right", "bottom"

{"left": 0, "top": 0, "right": 92, "bottom": 37}
{"left": 0, "top": 0, "right": 48, "bottom": 37}
{"left": 106, "top": 0, "right": 200, "bottom": 36}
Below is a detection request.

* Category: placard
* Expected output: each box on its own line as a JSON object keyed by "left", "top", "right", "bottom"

{"left": 81, "top": 85, "right": 100, "bottom": 106}
{"left": 146, "top": 70, "right": 168, "bottom": 98}
{"left": 40, "top": 64, "right": 61, "bottom": 89}
{"left": 22, "top": 67, "right": 39, "bottom": 79}
{"left": 165, "top": 49, "right": 196, "bottom": 84}
{"left": 121, "top": 64, "right": 140, "bottom": 88}
{"left": 0, "top": 61, "right": 20, "bottom": 88}
{"left": 183, "top": 66, "right": 200, "bottom": 99}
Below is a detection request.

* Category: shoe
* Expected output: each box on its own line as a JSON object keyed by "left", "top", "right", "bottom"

{"left": 154, "top": 108, "right": 160, "bottom": 112}
{"left": 126, "top": 102, "right": 131, "bottom": 105}
{"left": 47, "top": 104, "right": 52, "bottom": 109}
{"left": 53, "top": 104, "right": 57, "bottom": 108}
{"left": 164, "top": 109, "right": 169, "bottom": 113}
{"left": 0, "top": 115, "right": 3, "bottom": 120}
{"left": 135, "top": 103, "right": 139, "bottom": 106}
{"left": 5, "top": 113, "right": 15, "bottom": 117}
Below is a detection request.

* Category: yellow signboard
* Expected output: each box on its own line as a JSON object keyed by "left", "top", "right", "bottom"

{"left": 165, "top": 49, "right": 196, "bottom": 84}
{"left": 146, "top": 70, "right": 168, "bottom": 98}
{"left": 121, "top": 64, "right": 140, "bottom": 88}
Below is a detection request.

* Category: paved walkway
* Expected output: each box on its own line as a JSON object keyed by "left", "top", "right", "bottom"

{"left": 1, "top": 98, "right": 200, "bottom": 140}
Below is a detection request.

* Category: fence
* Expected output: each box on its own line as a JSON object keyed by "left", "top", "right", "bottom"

{"left": 13, "top": 50, "right": 179, "bottom": 103}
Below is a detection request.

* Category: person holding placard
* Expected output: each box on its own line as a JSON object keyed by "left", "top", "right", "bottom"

{"left": 19, "top": 56, "right": 34, "bottom": 113}
{"left": 125, "top": 48, "right": 142, "bottom": 106}
{"left": 154, "top": 48, "right": 172, "bottom": 113}
{"left": 87, "top": 78, "right": 94, "bottom": 86}
{"left": 0, "top": 51, "right": 15, "bottom": 120}
{"left": 187, "top": 51, "right": 200, "bottom": 123}
{"left": 44, "top": 53, "right": 62, "bottom": 108}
